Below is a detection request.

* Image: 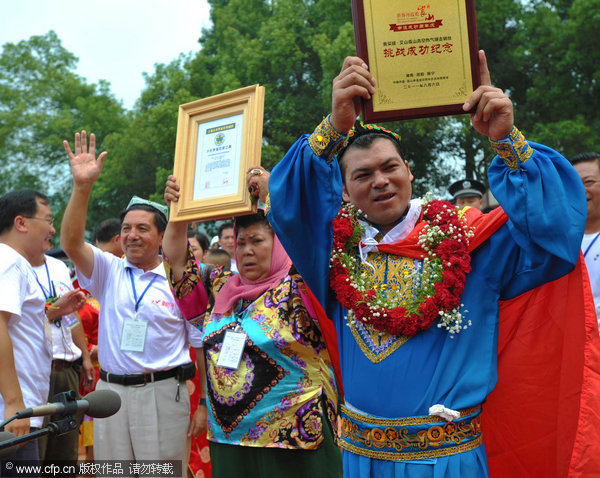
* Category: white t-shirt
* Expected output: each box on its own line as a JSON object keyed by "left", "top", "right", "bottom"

{"left": 77, "top": 246, "right": 202, "bottom": 374}
{"left": 0, "top": 244, "right": 52, "bottom": 427}
{"left": 582, "top": 232, "right": 600, "bottom": 329}
{"left": 32, "top": 256, "right": 82, "bottom": 361}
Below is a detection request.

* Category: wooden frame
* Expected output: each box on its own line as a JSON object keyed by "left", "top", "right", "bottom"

{"left": 352, "top": 0, "right": 480, "bottom": 122}
{"left": 170, "top": 84, "right": 265, "bottom": 222}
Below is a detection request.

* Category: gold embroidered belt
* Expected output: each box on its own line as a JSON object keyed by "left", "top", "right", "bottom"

{"left": 340, "top": 404, "right": 483, "bottom": 461}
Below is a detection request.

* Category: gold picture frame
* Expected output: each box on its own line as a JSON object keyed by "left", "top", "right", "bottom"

{"left": 170, "top": 84, "right": 265, "bottom": 222}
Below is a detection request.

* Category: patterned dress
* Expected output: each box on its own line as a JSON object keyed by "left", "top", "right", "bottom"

{"left": 167, "top": 256, "right": 339, "bottom": 451}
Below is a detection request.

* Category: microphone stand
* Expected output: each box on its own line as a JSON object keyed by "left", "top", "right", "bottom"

{"left": 0, "top": 391, "right": 80, "bottom": 459}
{"left": 0, "top": 416, "right": 79, "bottom": 454}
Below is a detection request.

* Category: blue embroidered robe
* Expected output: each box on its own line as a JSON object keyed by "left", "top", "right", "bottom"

{"left": 266, "top": 124, "right": 586, "bottom": 477}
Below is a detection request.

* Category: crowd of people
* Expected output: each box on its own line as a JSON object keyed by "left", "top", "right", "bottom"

{"left": 1, "top": 50, "right": 599, "bottom": 478}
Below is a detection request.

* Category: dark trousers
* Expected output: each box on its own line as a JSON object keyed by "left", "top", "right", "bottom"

{"left": 0, "top": 430, "right": 40, "bottom": 477}
{"left": 37, "top": 363, "right": 82, "bottom": 466}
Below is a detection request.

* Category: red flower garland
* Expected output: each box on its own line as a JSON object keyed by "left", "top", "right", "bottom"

{"left": 329, "top": 200, "right": 472, "bottom": 337}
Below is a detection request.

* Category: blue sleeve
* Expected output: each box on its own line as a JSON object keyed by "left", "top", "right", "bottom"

{"left": 267, "top": 128, "right": 344, "bottom": 317}
{"left": 487, "top": 128, "right": 587, "bottom": 299}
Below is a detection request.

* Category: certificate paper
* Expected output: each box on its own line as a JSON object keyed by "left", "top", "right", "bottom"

{"left": 193, "top": 115, "right": 243, "bottom": 201}
{"left": 353, "top": 0, "right": 479, "bottom": 121}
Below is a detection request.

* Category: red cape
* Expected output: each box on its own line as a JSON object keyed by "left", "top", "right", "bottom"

{"left": 485, "top": 257, "right": 600, "bottom": 477}
{"left": 310, "top": 206, "right": 600, "bottom": 476}
{"left": 377, "top": 205, "right": 509, "bottom": 257}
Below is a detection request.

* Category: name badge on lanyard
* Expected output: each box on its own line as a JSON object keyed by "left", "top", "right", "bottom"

{"left": 216, "top": 328, "right": 247, "bottom": 370}
{"left": 34, "top": 262, "right": 55, "bottom": 351}
{"left": 121, "top": 318, "right": 149, "bottom": 352}
{"left": 120, "top": 269, "right": 156, "bottom": 352}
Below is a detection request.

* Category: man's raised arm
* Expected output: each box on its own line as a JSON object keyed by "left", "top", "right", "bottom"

{"left": 61, "top": 131, "right": 107, "bottom": 279}
{"left": 162, "top": 175, "right": 189, "bottom": 283}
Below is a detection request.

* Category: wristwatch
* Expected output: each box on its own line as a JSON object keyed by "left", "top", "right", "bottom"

{"left": 198, "top": 397, "right": 207, "bottom": 406}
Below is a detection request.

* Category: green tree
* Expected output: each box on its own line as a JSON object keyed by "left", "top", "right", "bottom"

{"left": 5, "top": 1, "right": 597, "bottom": 231}
{"left": 0, "top": 31, "right": 128, "bottom": 243}
{"left": 512, "top": 0, "right": 600, "bottom": 156}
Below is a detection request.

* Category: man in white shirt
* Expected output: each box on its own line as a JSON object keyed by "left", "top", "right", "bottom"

{"left": 93, "top": 218, "right": 123, "bottom": 257}
{"left": 571, "top": 152, "right": 600, "bottom": 329}
{"left": 32, "top": 253, "right": 95, "bottom": 466}
{"left": 60, "top": 131, "right": 206, "bottom": 476}
{"left": 0, "top": 190, "right": 85, "bottom": 469}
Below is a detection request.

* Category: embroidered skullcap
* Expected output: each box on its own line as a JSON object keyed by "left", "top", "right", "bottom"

{"left": 125, "top": 195, "right": 169, "bottom": 221}
{"left": 338, "top": 120, "right": 402, "bottom": 160}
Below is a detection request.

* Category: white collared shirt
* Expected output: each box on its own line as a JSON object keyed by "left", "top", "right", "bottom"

{"left": 0, "top": 244, "right": 52, "bottom": 427}
{"left": 77, "top": 246, "right": 202, "bottom": 374}
{"left": 33, "top": 255, "right": 82, "bottom": 362}
{"left": 582, "top": 232, "right": 600, "bottom": 329}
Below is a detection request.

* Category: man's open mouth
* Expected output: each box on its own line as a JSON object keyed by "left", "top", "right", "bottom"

{"left": 374, "top": 193, "right": 395, "bottom": 202}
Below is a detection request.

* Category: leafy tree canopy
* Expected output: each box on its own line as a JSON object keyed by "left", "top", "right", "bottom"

{"left": 0, "top": 31, "right": 128, "bottom": 243}
{"left": 2, "top": 1, "right": 598, "bottom": 240}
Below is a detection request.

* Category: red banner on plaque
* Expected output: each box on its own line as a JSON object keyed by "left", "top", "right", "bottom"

{"left": 389, "top": 20, "right": 443, "bottom": 32}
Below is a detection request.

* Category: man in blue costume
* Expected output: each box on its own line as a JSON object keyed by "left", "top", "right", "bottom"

{"left": 264, "top": 52, "right": 587, "bottom": 477}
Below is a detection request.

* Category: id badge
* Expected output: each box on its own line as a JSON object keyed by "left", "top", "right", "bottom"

{"left": 216, "top": 329, "right": 247, "bottom": 370}
{"left": 120, "top": 318, "right": 148, "bottom": 352}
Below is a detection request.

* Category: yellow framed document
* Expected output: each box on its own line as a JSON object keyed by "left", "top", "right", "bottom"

{"left": 352, "top": 0, "right": 480, "bottom": 121}
{"left": 170, "top": 84, "right": 265, "bottom": 222}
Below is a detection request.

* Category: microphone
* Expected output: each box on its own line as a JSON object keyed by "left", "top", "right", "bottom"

{"left": 15, "top": 390, "right": 121, "bottom": 419}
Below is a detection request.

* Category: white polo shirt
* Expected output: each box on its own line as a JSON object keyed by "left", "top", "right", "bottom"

{"left": 0, "top": 244, "right": 52, "bottom": 428}
{"left": 33, "top": 255, "right": 82, "bottom": 362}
{"left": 582, "top": 232, "right": 600, "bottom": 329}
{"left": 76, "top": 246, "right": 202, "bottom": 375}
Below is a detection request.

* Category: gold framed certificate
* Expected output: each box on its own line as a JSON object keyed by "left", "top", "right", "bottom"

{"left": 170, "top": 84, "right": 265, "bottom": 222}
{"left": 352, "top": 0, "right": 480, "bottom": 122}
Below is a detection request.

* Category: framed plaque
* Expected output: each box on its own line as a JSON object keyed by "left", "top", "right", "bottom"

{"left": 352, "top": 0, "right": 479, "bottom": 122}
{"left": 170, "top": 84, "right": 265, "bottom": 222}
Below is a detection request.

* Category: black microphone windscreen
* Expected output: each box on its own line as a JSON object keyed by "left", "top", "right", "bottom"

{"left": 84, "top": 389, "right": 121, "bottom": 418}
{"left": 0, "top": 431, "right": 18, "bottom": 460}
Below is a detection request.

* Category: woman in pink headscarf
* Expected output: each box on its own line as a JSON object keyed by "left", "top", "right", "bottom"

{"left": 162, "top": 174, "right": 341, "bottom": 478}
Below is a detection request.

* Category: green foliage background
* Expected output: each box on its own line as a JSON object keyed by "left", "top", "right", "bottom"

{"left": 1, "top": 0, "right": 598, "bottom": 244}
